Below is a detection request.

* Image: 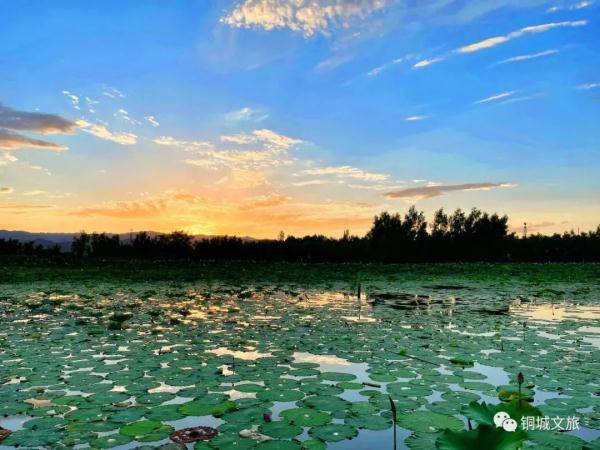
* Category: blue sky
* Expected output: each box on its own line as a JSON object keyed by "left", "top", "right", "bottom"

{"left": 0, "top": 0, "right": 598, "bottom": 236}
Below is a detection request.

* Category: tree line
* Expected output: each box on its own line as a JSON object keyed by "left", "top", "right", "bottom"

{"left": 2, "top": 207, "right": 599, "bottom": 262}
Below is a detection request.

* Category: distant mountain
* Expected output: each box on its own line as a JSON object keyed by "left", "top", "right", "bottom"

{"left": 0, "top": 230, "right": 256, "bottom": 252}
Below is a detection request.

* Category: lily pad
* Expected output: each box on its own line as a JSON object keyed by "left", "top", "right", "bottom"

{"left": 281, "top": 407, "right": 332, "bottom": 427}
{"left": 396, "top": 411, "right": 463, "bottom": 433}
{"left": 308, "top": 423, "right": 358, "bottom": 442}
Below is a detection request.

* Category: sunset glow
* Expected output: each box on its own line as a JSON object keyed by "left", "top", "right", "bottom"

{"left": 1, "top": 1, "right": 598, "bottom": 237}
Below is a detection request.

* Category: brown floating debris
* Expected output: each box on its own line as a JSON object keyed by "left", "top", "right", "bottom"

{"left": 0, "top": 427, "right": 12, "bottom": 442}
{"left": 170, "top": 426, "right": 217, "bottom": 444}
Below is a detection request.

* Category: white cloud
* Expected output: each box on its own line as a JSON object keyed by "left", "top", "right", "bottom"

{"left": 547, "top": 1, "right": 593, "bottom": 13}
{"left": 145, "top": 116, "right": 160, "bottom": 127}
{"left": 367, "top": 57, "right": 405, "bottom": 76}
{"left": 495, "top": 49, "right": 559, "bottom": 65}
{"left": 114, "top": 109, "right": 141, "bottom": 126}
{"left": 458, "top": 20, "right": 587, "bottom": 53}
{"left": 153, "top": 135, "right": 212, "bottom": 149}
{"left": 405, "top": 115, "right": 429, "bottom": 121}
{"left": 499, "top": 94, "right": 540, "bottom": 105}
{"left": 76, "top": 120, "right": 137, "bottom": 145}
{"left": 62, "top": 90, "right": 80, "bottom": 110}
{"left": 222, "top": 0, "right": 392, "bottom": 37}
{"left": 413, "top": 57, "right": 444, "bottom": 68}
{"left": 23, "top": 190, "right": 47, "bottom": 196}
{"left": 291, "top": 179, "right": 332, "bottom": 187}
{"left": 473, "top": 91, "right": 515, "bottom": 104}
{"left": 221, "top": 129, "right": 302, "bottom": 152}
{"left": 102, "top": 87, "right": 125, "bottom": 99}
{"left": 577, "top": 82, "right": 600, "bottom": 90}
{"left": 0, "top": 153, "right": 18, "bottom": 165}
{"left": 315, "top": 54, "right": 355, "bottom": 72}
{"left": 85, "top": 97, "right": 99, "bottom": 113}
{"left": 225, "top": 107, "right": 269, "bottom": 123}
{"left": 300, "top": 165, "right": 389, "bottom": 181}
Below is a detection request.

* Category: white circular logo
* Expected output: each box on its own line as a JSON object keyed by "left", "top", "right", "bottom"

{"left": 493, "top": 412, "right": 517, "bottom": 432}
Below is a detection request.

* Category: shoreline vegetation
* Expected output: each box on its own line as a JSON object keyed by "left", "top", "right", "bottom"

{"left": 2, "top": 260, "right": 599, "bottom": 284}
{"left": 2, "top": 207, "right": 600, "bottom": 264}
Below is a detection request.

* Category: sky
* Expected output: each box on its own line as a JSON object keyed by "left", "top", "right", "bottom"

{"left": 0, "top": 0, "right": 598, "bottom": 238}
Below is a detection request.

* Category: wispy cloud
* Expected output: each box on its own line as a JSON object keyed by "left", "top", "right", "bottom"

{"left": 114, "top": 109, "right": 141, "bottom": 126}
{"left": 315, "top": 54, "right": 355, "bottom": 72}
{"left": 547, "top": 1, "right": 593, "bottom": 13}
{"left": 473, "top": 91, "right": 515, "bottom": 104}
{"left": 62, "top": 91, "right": 80, "bottom": 110}
{"left": 299, "top": 165, "right": 389, "bottom": 182}
{"left": 405, "top": 115, "right": 429, "bottom": 121}
{"left": 458, "top": 20, "right": 587, "bottom": 53}
{"left": 153, "top": 136, "right": 213, "bottom": 149}
{"left": 225, "top": 107, "right": 269, "bottom": 123}
{"left": 413, "top": 57, "right": 444, "bottom": 68}
{"left": 102, "top": 87, "right": 125, "bottom": 99}
{"left": 23, "top": 190, "right": 48, "bottom": 196}
{"left": 222, "top": 0, "right": 392, "bottom": 37}
{"left": 366, "top": 57, "right": 405, "bottom": 77}
{"left": 494, "top": 49, "right": 559, "bottom": 65}
{"left": 76, "top": 120, "right": 137, "bottom": 145}
{"left": 291, "top": 179, "right": 332, "bottom": 187}
{"left": 577, "top": 82, "right": 600, "bottom": 90}
{"left": 221, "top": 129, "right": 302, "bottom": 152}
{"left": 0, "top": 129, "right": 67, "bottom": 151}
{"left": 386, "top": 182, "right": 514, "bottom": 200}
{"left": 145, "top": 116, "right": 160, "bottom": 127}
{"left": 499, "top": 94, "right": 540, "bottom": 105}
{"left": 0, "top": 153, "right": 18, "bottom": 165}
{"left": 1, "top": 186, "right": 14, "bottom": 194}
{"left": 0, "top": 103, "right": 77, "bottom": 134}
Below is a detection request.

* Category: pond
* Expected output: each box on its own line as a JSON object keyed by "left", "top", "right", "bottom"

{"left": 0, "top": 265, "right": 599, "bottom": 449}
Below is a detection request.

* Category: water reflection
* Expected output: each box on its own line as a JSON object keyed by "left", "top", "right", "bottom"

{"left": 510, "top": 303, "right": 600, "bottom": 321}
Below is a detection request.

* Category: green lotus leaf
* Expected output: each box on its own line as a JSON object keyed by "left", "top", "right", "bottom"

{"left": 396, "top": 411, "right": 463, "bottom": 433}
{"left": 280, "top": 407, "right": 332, "bottom": 427}
{"left": 436, "top": 425, "right": 527, "bottom": 450}
{"left": 234, "top": 383, "right": 265, "bottom": 393}
{"left": 220, "top": 406, "right": 270, "bottom": 424}
{"left": 404, "top": 432, "right": 439, "bottom": 450}
{"left": 91, "top": 433, "right": 134, "bottom": 448}
{"left": 136, "top": 424, "right": 174, "bottom": 442}
{"left": 526, "top": 431, "right": 588, "bottom": 449}
{"left": 212, "top": 400, "right": 238, "bottom": 417}
{"left": 308, "top": 423, "right": 358, "bottom": 442}
{"left": 345, "top": 414, "right": 392, "bottom": 430}
{"left": 301, "top": 395, "right": 349, "bottom": 411}
{"left": 257, "top": 389, "right": 305, "bottom": 402}
{"left": 259, "top": 421, "right": 303, "bottom": 438}
{"left": 337, "top": 381, "right": 363, "bottom": 390}
{"left": 120, "top": 419, "right": 164, "bottom": 437}
{"left": 256, "top": 440, "right": 301, "bottom": 450}
{"left": 204, "top": 433, "right": 257, "bottom": 449}
{"left": 369, "top": 372, "right": 396, "bottom": 382}
{"left": 2, "top": 429, "right": 63, "bottom": 447}
{"left": 109, "top": 407, "right": 148, "bottom": 423}
{"left": 145, "top": 404, "right": 185, "bottom": 421}
{"left": 300, "top": 439, "right": 327, "bottom": 450}
{"left": 319, "top": 372, "right": 356, "bottom": 382}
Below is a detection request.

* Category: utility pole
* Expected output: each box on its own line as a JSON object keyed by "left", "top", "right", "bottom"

{"left": 523, "top": 222, "right": 527, "bottom": 239}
